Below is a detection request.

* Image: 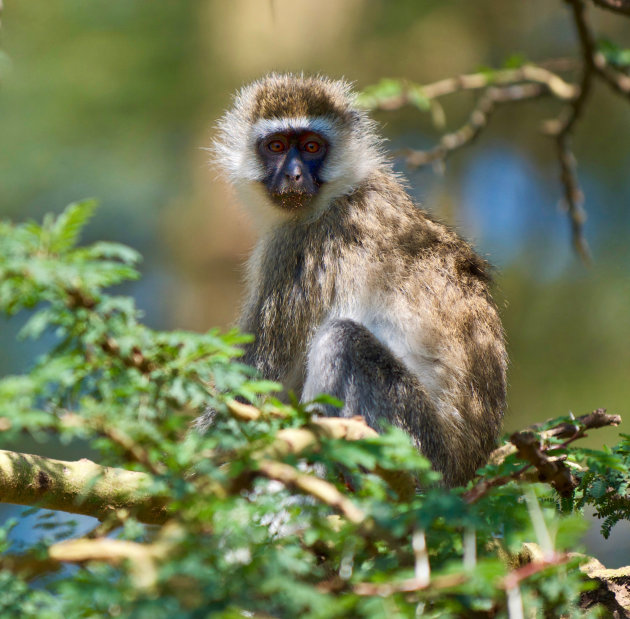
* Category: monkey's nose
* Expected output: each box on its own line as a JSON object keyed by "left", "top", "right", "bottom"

{"left": 283, "top": 154, "right": 304, "bottom": 183}
{"left": 285, "top": 162, "right": 302, "bottom": 181}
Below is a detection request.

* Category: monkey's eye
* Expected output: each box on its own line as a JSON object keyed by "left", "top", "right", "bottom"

{"left": 303, "top": 141, "right": 321, "bottom": 154}
{"left": 267, "top": 140, "right": 286, "bottom": 153}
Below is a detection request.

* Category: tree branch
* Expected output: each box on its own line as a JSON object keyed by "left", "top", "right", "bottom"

{"left": 228, "top": 407, "right": 418, "bottom": 501}
{"left": 48, "top": 522, "right": 183, "bottom": 590}
{"left": 595, "top": 57, "right": 630, "bottom": 99}
{"left": 363, "top": 0, "right": 630, "bottom": 263}
{"left": 0, "top": 415, "right": 416, "bottom": 523}
{"left": 590, "top": 0, "right": 630, "bottom": 15}
{"left": 369, "top": 64, "right": 576, "bottom": 112}
{"left": 401, "top": 83, "right": 547, "bottom": 168}
{"left": 257, "top": 460, "right": 366, "bottom": 524}
{"left": 0, "top": 449, "right": 167, "bottom": 524}
{"left": 464, "top": 409, "right": 621, "bottom": 504}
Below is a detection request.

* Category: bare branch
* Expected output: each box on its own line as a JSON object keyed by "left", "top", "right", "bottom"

{"left": 557, "top": 1, "right": 597, "bottom": 134}
{"left": 539, "top": 0, "right": 598, "bottom": 263}
{"left": 557, "top": 135, "right": 591, "bottom": 262}
{"left": 464, "top": 409, "right": 620, "bottom": 504}
{"left": 60, "top": 411, "right": 165, "bottom": 476}
{"left": 402, "top": 83, "right": 546, "bottom": 168}
{"left": 590, "top": 0, "right": 630, "bottom": 15}
{"left": 593, "top": 52, "right": 630, "bottom": 100}
{"left": 49, "top": 522, "right": 183, "bottom": 590}
{"left": 350, "top": 573, "right": 467, "bottom": 597}
{"left": 547, "top": 1, "right": 629, "bottom": 263}
{"left": 579, "top": 555, "right": 630, "bottom": 615}
{"left": 228, "top": 408, "right": 418, "bottom": 501}
{"left": 503, "top": 552, "right": 571, "bottom": 590}
{"left": 510, "top": 431, "right": 578, "bottom": 496}
{"left": 539, "top": 408, "right": 621, "bottom": 439}
{"left": 0, "top": 449, "right": 167, "bottom": 524}
{"left": 370, "top": 3, "right": 630, "bottom": 264}
{"left": 257, "top": 460, "right": 366, "bottom": 524}
{"left": 369, "top": 64, "right": 577, "bottom": 112}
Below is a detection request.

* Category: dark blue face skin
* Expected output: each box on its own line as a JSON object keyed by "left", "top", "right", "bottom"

{"left": 257, "top": 130, "right": 328, "bottom": 210}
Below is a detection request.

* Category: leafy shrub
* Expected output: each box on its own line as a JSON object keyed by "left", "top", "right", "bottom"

{"left": 0, "top": 203, "right": 627, "bottom": 617}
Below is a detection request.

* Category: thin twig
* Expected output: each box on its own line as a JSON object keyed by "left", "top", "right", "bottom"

{"left": 544, "top": 0, "right": 597, "bottom": 264}
{"left": 464, "top": 409, "right": 620, "bottom": 504}
{"left": 401, "top": 83, "right": 547, "bottom": 168}
{"left": 590, "top": 0, "right": 630, "bottom": 15}
{"left": 370, "top": 64, "right": 576, "bottom": 112}
{"left": 257, "top": 460, "right": 366, "bottom": 524}
{"left": 61, "top": 411, "right": 165, "bottom": 476}
{"left": 351, "top": 573, "right": 467, "bottom": 597}
{"left": 593, "top": 52, "right": 630, "bottom": 100}
{"left": 503, "top": 553, "right": 571, "bottom": 590}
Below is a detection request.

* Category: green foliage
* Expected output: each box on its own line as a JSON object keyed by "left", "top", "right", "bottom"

{"left": 502, "top": 53, "right": 528, "bottom": 69}
{"left": 598, "top": 38, "right": 630, "bottom": 69}
{"left": 0, "top": 203, "right": 627, "bottom": 617}
{"left": 573, "top": 435, "right": 630, "bottom": 538}
{"left": 356, "top": 78, "right": 430, "bottom": 112}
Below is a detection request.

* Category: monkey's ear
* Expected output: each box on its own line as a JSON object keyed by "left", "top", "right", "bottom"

{"left": 211, "top": 107, "right": 264, "bottom": 184}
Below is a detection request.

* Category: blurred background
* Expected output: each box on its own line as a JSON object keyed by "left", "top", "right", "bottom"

{"left": 0, "top": 0, "right": 629, "bottom": 562}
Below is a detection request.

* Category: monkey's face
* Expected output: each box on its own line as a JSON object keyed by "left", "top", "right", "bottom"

{"left": 257, "top": 130, "right": 328, "bottom": 211}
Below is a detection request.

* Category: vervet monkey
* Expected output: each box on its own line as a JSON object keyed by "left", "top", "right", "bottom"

{"left": 201, "top": 74, "right": 507, "bottom": 487}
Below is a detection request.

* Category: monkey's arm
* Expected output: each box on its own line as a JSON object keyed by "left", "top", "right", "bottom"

{"left": 300, "top": 262, "right": 506, "bottom": 491}
{"left": 236, "top": 286, "right": 309, "bottom": 395}
{"left": 300, "top": 318, "right": 474, "bottom": 486}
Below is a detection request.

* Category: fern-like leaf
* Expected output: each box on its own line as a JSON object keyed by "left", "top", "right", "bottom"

{"left": 49, "top": 199, "right": 98, "bottom": 254}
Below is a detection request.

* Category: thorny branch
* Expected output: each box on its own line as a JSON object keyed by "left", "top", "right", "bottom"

{"left": 463, "top": 408, "right": 621, "bottom": 504}
{"left": 367, "top": 0, "right": 630, "bottom": 263}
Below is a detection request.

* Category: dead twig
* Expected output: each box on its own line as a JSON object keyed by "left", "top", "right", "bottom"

{"left": 590, "top": 0, "right": 630, "bottom": 15}
{"left": 503, "top": 552, "right": 572, "bottom": 590}
{"left": 542, "top": 0, "right": 597, "bottom": 264}
{"left": 464, "top": 409, "right": 620, "bottom": 504}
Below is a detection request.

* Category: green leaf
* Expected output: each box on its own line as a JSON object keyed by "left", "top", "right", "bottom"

{"left": 408, "top": 86, "right": 430, "bottom": 111}
{"left": 18, "top": 308, "right": 56, "bottom": 340}
{"left": 356, "top": 78, "right": 405, "bottom": 109}
{"left": 503, "top": 53, "right": 528, "bottom": 69}
{"left": 308, "top": 393, "right": 344, "bottom": 408}
{"left": 84, "top": 241, "right": 142, "bottom": 265}
{"left": 598, "top": 38, "right": 630, "bottom": 68}
{"left": 476, "top": 64, "right": 497, "bottom": 83}
{"left": 49, "top": 199, "right": 98, "bottom": 253}
{"left": 589, "top": 478, "right": 607, "bottom": 499}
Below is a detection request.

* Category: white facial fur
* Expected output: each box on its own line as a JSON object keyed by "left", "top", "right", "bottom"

{"left": 212, "top": 78, "right": 386, "bottom": 230}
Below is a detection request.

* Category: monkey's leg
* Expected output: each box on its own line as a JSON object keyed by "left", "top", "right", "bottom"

{"left": 302, "top": 318, "right": 452, "bottom": 481}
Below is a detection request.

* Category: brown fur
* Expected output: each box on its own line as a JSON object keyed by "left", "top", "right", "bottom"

{"left": 238, "top": 170, "right": 507, "bottom": 486}
{"left": 210, "top": 74, "right": 507, "bottom": 486}
{"left": 249, "top": 74, "right": 355, "bottom": 123}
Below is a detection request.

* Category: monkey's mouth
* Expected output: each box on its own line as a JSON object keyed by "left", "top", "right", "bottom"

{"left": 269, "top": 191, "right": 317, "bottom": 211}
